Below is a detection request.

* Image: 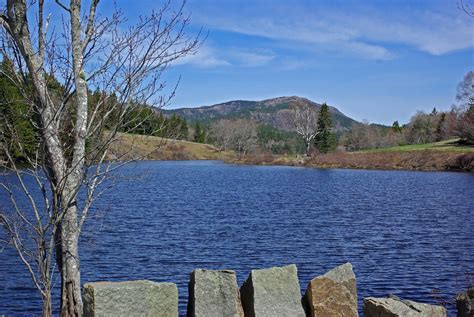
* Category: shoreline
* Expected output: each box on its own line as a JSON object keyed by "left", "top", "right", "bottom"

{"left": 225, "top": 151, "right": 474, "bottom": 172}
{"left": 110, "top": 133, "right": 474, "bottom": 172}
{"left": 121, "top": 151, "right": 474, "bottom": 173}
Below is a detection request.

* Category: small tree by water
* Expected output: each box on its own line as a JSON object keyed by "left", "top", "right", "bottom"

{"left": 315, "top": 103, "right": 336, "bottom": 153}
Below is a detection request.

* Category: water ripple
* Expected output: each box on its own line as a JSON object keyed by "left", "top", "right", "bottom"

{"left": 0, "top": 161, "right": 473, "bottom": 316}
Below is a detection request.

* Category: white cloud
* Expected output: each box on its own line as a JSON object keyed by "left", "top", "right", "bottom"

{"left": 228, "top": 50, "right": 276, "bottom": 67}
{"left": 173, "top": 44, "right": 276, "bottom": 68}
{"left": 173, "top": 46, "right": 231, "bottom": 68}
{"left": 332, "top": 9, "right": 474, "bottom": 55}
{"left": 190, "top": 1, "right": 473, "bottom": 59}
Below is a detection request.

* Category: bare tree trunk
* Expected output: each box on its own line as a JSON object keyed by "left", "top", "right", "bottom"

{"left": 55, "top": 1, "right": 89, "bottom": 314}
{"left": 57, "top": 183, "right": 82, "bottom": 317}
{"left": 58, "top": 221, "right": 81, "bottom": 316}
{"left": 42, "top": 291, "right": 52, "bottom": 317}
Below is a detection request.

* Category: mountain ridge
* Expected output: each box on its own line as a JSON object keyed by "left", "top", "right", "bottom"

{"left": 164, "top": 96, "right": 358, "bottom": 131}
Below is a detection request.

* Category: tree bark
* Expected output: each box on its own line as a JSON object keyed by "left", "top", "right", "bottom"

{"left": 56, "top": 180, "right": 82, "bottom": 317}
{"left": 55, "top": 1, "right": 89, "bottom": 315}
{"left": 42, "top": 291, "right": 52, "bottom": 317}
{"left": 57, "top": 207, "right": 82, "bottom": 316}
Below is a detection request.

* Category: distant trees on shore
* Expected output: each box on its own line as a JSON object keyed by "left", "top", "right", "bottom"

{"left": 210, "top": 119, "right": 257, "bottom": 154}
{"left": 342, "top": 71, "right": 473, "bottom": 151}
{"left": 121, "top": 107, "right": 189, "bottom": 140}
{"left": 2, "top": 66, "right": 473, "bottom": 163}
{"left": 124, "top": 69, "right": 473, "bottom": 154}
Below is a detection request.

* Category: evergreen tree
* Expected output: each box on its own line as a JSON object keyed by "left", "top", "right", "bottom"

{"left": 314, "top": 103, "right": 336, "bottom": 153}
{"left": 0, "top": 59, "right": 38, "bottom": 163}
{"left": 179, "top": 118, "right": 189, "bottom": 140}
{"left": 168, "top": 114, "right": 188, "bottom": 140}
{"left": 392, "top": 120, "right": 402, "bottom": 133}
{"left": 193, "top": 121, "right": 207, "bottom": 143}
{"left": 435, "top": 113, "right": 446, "bottom": 141}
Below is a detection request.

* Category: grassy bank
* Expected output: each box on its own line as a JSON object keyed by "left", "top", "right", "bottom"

{"left": 228, "top": 139, "right": 474, "bottom": 172}
{"left": 234, "top": 151, "right": 474, "bottom": 172}
{"left": 358, "top": 139, "right": 474, "bottom": 153}
{"left": 109, "top": 133, "right": 474, "bottom": 172}
{"left": 108, "top": 132, "right": 234, "bottom": 161}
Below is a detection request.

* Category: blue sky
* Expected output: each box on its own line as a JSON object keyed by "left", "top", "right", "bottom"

{"left": 119, "top": 0, "right": 472, "bottom": 124}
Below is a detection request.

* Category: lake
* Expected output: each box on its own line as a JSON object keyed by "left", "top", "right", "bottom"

{"left": 1, "top": 160, "right": 473, "bottom": 316}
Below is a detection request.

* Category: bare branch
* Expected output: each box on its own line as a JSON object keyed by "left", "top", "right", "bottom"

{"left": 54, "top": 0, "right": 70, "bottom": 13}
{"left": 83, "top": 0, "right": 100, "bottom": 49}
{"left": 458, "top": 0, "right": 474, "bottom": 17}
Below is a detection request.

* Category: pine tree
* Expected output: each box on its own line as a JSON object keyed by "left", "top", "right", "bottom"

{"left": 315, "top": 103, "right": 336, "bottom": 153}
{"left": 0, "top": 59, "right": 38, "bottom": 163}
{"left": 392, "top": 120, "right": 402, "bottom": 133}
{"left": 435, "top": 113, "right": 446, "bottom": 141}
{"left": 179, "top": 118, "right": 189, "bottom": 140}
{"left": 193, "top": 121, "right": 206, "bottom": 143}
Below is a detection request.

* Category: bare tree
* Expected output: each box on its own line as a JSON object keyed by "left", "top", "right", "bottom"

{"left": 230, "top": 118, "right": 257, "bottom": 155}
{"left": 210, "top": 119, "right": 234, "bottom": 151}
{"left": 289, "top": 102, "right": 319, "bottom": 155}
{"left": 456, "top": 71, "right": 474, "bottom": 111}
{"left": 0, "top": 1, "right": 200, "bottom": 316}
{"left": 456, "top": 71, "right": 474, "bottom": 143}
{"left": 211, "top": 118, "right": 257, "bottom": 155}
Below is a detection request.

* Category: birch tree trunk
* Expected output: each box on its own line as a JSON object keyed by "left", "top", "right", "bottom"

{"left": 57, "top": 185, "right": 82, "bottom": 316}
{"left": 57, "top": 1, "right": 90, "bottom": 313}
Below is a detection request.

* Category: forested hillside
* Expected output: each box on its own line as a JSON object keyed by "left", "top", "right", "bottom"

{"left": 2, "top": 60, "right": 473, "bottom": 162}
{"left": 165, "top": 96, "right": 357, "bottom": 131}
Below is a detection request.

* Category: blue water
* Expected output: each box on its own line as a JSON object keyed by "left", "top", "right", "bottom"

{"left": 1, "top": 161, "right": 473, "bottom": 316}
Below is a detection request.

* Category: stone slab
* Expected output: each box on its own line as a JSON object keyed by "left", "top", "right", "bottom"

{"left": 304, "top": 262, "right": 358, "bottom": 317}
{"left": 187, "top": 269, "right": 244, "bottom": 317}
{"left": 240, "top": 264, "right": 305, "bottom": 317}
{"left": 363, "top": 296, "right": 446, "bottom": 317}
{"left": 83, "top": 280, "right": 178, "bottom": 317}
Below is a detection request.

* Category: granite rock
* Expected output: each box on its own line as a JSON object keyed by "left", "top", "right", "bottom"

{"left": 363, "top": 296, "right": 446, "bottom": 317}
{"left": 83, "top": 280, "right": 178, "bottom": 317}
{"left": 187, "top": 269, "right": 244, "bottom": 317}
{"left": 456, "top": 287, "right": 474, "bottom": 317}
{"left": 240, "top": 264, "right": 305, "bottom": 317}
{"left": 304, "top": 262, "right": 358, "bottom": 317}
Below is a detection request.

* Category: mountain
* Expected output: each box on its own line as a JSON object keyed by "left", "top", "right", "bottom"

{"left": 164, "top": 96, "right": 358, "bottom": 132}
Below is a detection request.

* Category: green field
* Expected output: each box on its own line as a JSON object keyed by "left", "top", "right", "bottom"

{"left": 358, "top": 139, "right": 474, "bottom": 153}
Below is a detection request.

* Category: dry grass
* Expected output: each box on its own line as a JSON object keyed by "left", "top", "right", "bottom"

{"left": 306, "top": 151, "right": 474, "bottom": 171}
{"left": 108, "top": 132, "right": 234, "bottom": 161}
{"left": 359, "top": 139, "right": 474, "bottom": 153}
{"left": 232, "top": 151, "right": 474, "bottom": 172}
